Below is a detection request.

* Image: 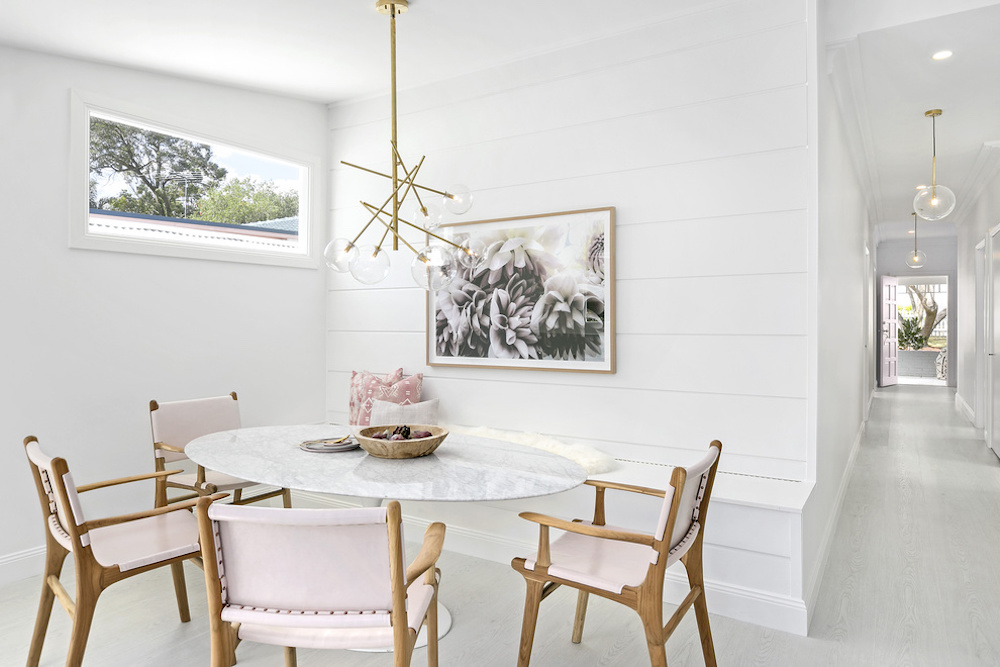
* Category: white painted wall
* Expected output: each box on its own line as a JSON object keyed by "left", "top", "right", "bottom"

{"left": 326, "top": 0, "right": 830, "bottom": 634}
{"left": 802, "top": 20, "right": 874, "bottom": 618}
{"left": 957, "top": 170, "right": 1000, "bottom": 424}
{"left": 0, "top": 46, "right": 329, "bottom": 584}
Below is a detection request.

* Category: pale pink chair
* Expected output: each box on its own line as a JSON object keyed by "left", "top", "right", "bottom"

{"left": 195, "top": 497, "right": 445, "bottom": 667}
{"left": 512, "top": 440, "right": 722, "bottom": 667}
{"left": 23, "top": 435, "right": 225, "bottom": 667}
{"left": 149, "top": 392, "right": 291, "bottom": 508}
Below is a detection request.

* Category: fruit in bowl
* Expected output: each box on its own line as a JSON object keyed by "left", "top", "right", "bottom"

{"left": 369, "top": 425, "right": 435, "bottom": 441}
{"left": 356, "top": 424, "right": 448, "bottom": 459}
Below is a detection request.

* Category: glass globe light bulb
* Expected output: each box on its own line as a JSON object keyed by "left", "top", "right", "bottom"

{"left": 323, "top": 238, "right": 358, "bottom": 272}
{"left": 457, "top": 236, "right": 487, "bottom": 269}
{"left": 411, "top": 245, "right": 458, "bottom": 290}
{"left": 412, "top": 201, "right": 443, "bottom": 230}
{"left": 913, "top": 184, "right": 956, "bottom": 221}
{"left": 349, "top": 245, "right": 391, "bottom": 285}
{"left": 905, "top": 249, "right": 927, "bottom": 269}
{"left": 443, "top": 184, "right": 474, "bottom": 215}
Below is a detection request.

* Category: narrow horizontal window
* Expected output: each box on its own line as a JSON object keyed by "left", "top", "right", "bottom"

{"left": 70, "top": 92, "right": 318, "bottom": 268}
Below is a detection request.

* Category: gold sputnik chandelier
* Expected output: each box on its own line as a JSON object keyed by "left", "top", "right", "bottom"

{"left": 323, "top": 0, "right": 482, "bottom": 289}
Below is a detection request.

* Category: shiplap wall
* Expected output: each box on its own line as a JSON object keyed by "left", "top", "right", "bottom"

{"left": 327, "top": 0, "right": 812, "bottom": 481}
{"left": 324, "top": 0, "right": 820, "bottom": 633}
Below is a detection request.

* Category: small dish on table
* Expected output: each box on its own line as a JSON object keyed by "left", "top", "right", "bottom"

{"left": 356, "top": 425, "right": 448, "bottom": 459}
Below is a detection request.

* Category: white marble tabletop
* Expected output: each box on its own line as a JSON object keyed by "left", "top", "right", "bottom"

{"left": 185, "top": 424, "right": 588, "bottom": 502}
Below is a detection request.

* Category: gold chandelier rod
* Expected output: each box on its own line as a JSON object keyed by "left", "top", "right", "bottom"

{"left": 389, "top": 1, "right": 399, "bottom": 248}
{"left": 348, "top": 155, "right": 425, "bottom": 247}
{"left": 362, "top": 202, "right": 419, "bottom": 254}
{"left": 340, "top": 160, "right": 449, "bottom": 198}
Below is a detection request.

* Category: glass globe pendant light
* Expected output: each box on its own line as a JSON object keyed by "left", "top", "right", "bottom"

{"left": 411, "top": 245, "right": 458, "bottom": 290}
{"left": 905, "top": 212, "right": 926, "bottom": 269}
{"left": 323, "top": 237, "right": 358, "bottom": 272}
{"left": 913, "top": 109, "right": 956, "bottom": 221}
{"left": 349, "top": 245, "right": 391, "bottom": 285}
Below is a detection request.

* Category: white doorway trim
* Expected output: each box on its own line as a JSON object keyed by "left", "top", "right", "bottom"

{"left": 975, "top": 238, "right": 986, "bottom": 430}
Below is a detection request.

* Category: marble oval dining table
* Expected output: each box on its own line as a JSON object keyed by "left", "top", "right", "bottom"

{"left": 185, "top": 423, "right": 589, "bottom": 503}
{"left": 185, "top": 423, "right": 589, "bottom": 649}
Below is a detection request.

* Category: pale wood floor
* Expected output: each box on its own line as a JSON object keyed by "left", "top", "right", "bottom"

{"left": 5, "top": 385, "right": 1000, "bottom": 666}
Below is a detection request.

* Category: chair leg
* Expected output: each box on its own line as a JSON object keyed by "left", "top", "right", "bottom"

{"left": 282, "top": 487, "right": 292, "bottom": 508}
{"left": 637, "top": 591, "right": 667, "bottom": 667}
{"left": 66, "top": 569, "right": 102, "bottom": 667}
{"left": 170, "top": 561, "right": 191, "bottom": 623}
{"left": 27, "top": 540, "right": 68, "bottom": 667}
{"left": 209, "top": 621, "right": 235, "bottom": 667}
{"left": 283, "top": 646, "right": 297, "bottom": 667}
{"left": 426, "top": 584, "right": 439, "bottom": 667}
{"left": 685, "top": 551, "right": 717, "bottom": 667}
{"left": 516, "top": 579, "right": 545, "bottom": 667}
{"left": 571, "top": 590, "right": 589, "bottom": 644}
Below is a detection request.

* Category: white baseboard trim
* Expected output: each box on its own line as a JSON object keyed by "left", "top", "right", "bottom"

{"left": 0, "top": 546, "right": 45, "bottom": 588}
{"left": 666, "top": 575, "right": 808, "bottom": 636}
{"left": 291, "top": 490, "right": 810, "bottom": 636}
{"left": 955, "top": 391, "right": 977, "bottom": 427}
{"left": 802, "top": 408, "right": 867, "bottom": 619}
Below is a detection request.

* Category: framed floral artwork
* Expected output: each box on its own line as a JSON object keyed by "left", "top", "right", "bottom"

{"left": 427, "top": 207, "right": 615, "bottom": 373}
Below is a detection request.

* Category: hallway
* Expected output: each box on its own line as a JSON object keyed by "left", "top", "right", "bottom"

{"left": 4, "top": 386, "right": 1000, "bottom": 666}
{"left": 806, "top": 384, "right": 1000, "bottom": 665}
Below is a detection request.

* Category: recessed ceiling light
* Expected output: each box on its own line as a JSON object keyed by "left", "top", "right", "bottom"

{"left": 908, "top": 229, "right": 915, "bottom": 234}
{"left": 915, "top": 184, "right": 928, "bottom": 190}
{"left": 932, "top": 50, "right": 953, "bottom": 60}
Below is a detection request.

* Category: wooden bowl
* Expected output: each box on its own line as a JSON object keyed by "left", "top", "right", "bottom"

{"left": 356, "top": 425, "right": 449, "bottom": 459}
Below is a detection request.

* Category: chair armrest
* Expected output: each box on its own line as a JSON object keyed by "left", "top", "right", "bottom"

{"left": 76, "top": 469, "right": 184, "bottom": 493}
{"left": 83, "top": 492, "right": 229, "bottom": 530}
{"left": 583, "top": 479, "right": 666, "bottom": 527}
{"left": 154, "top": 442, "right": 185, "bottom": 454}
{"left": 518, "top": 512, "right": 656, "bottom": 548}
{"left": 405, "top": 522, "right": 446, "bottom": 585}
{"left": 584, "top": 479, "right": 666, "bottom": 498}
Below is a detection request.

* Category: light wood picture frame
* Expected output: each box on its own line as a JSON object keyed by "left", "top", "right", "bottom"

{"left": 427, "top": 207, "right": 615, "bottom": 373}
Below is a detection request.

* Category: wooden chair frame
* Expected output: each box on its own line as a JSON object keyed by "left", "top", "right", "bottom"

{"left": 511, "top": 440, "right": 722, "bottom": 667}
{"left": 150, "top": 392, "right": 291, "bottom": 509}
{"left": 195, "top": 498, "right": 444, "bottom": 667}
{"left": 24, "top": 435, "right": 226, "bottom": 667}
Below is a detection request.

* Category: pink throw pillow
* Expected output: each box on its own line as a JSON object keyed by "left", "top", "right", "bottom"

{"left": 350, "top": 369, "right": 423, "bottom": 426}
{"left": 350, "top": 369, "right": 403, "bottom": 424}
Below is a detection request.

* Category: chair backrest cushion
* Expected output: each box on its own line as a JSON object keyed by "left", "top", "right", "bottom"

{"left": 655, "top": 446, "right": 720, "bottom": 548}
{"left": 207, "top": 504, "right": 397, "bottom": 614}
{"left": 151, "top": 394, "right": 240, "bottom": 463}
{"left": 25, "top": 440, "right": 87, "bottom": 549}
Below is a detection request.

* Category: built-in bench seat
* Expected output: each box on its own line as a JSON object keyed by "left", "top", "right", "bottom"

{"left": 295, "top": 427, "right": 814, "bottom": 636}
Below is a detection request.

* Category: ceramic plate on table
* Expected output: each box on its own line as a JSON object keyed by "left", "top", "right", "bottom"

{"left": 299, "top": 438, "right": 359, "bottom": 453}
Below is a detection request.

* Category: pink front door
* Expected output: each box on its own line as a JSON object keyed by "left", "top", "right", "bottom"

{"left": 880, "top": 276, "right": 898, "bottom": 387}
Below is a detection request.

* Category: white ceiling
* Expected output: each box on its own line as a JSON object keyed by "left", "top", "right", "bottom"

{"left": 3, "top": 0, "right": 998, "bottom": 245}
{"left": 0, "top": 0, "right": 730, "bottom": 103}
{"left": 845, "top": 3, "right": 1000, "bottom": 242}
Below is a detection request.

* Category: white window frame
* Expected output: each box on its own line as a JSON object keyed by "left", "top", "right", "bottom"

{"left": 69, "top": 90, "right": 322, "bottom": 269}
